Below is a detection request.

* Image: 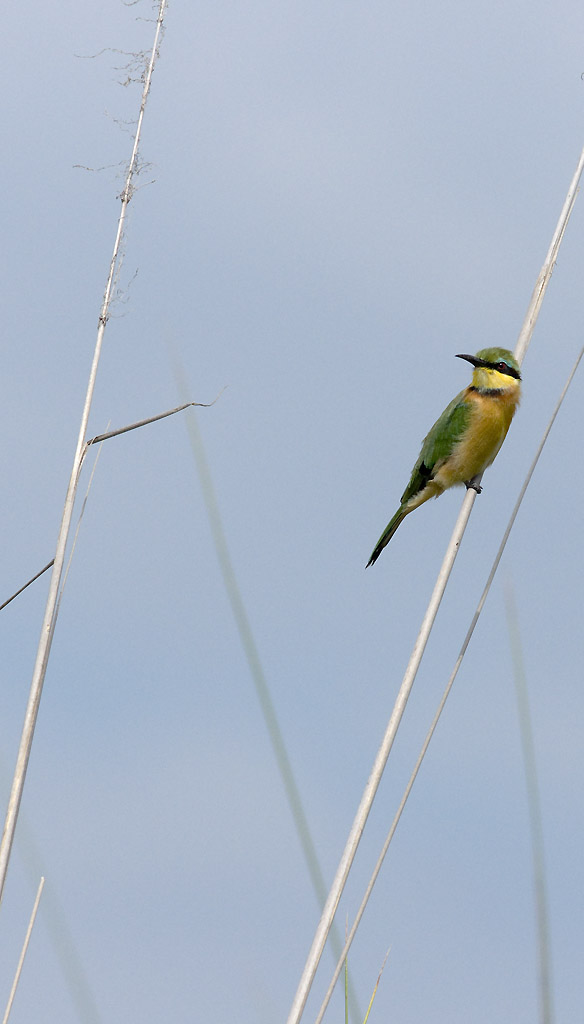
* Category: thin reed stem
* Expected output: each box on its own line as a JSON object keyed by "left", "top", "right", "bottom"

{"left": 2, "top": 877, "right": 45, "bottom": 1024}
{"left": 0, "top": 563, "right": 55, "bottom": 613}
{"left": 0, "top": 1, "right": 168, "bottom": 906}
{"left": 0, "top": 397, "right": 217, "bottom": 616}
{"left": 85, "top": 395, "right": 224, "bottom": 449}
{"left": 515, "top": 145, "right": 584, "bottom": 365}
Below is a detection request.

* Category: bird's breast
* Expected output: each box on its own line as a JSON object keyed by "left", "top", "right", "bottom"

{"left": 437, "top": 388, "right": 519, "bottom": 487}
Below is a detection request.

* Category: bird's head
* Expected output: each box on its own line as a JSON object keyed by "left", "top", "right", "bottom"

{"left": 456, "top": 347, "right": 521, "bottom": 393}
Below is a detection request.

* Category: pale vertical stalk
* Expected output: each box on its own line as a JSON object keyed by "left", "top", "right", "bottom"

{"left": 2, "top": 877, "right": 45, "bottom": 1024}
{"left": 0, "top": 1, "right": 168, "bottom": 906}
{"left": 286, "top": 146, "right": 584, "bottom": 1024}
{"left": 515, "top": 144, "right": 584, "bottom": 365}
{"left": 286, "top": 496, "right": 474, "bottom": 1024}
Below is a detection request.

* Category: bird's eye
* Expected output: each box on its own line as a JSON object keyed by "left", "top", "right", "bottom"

{"left": 496, "top": 362, "right": 508, "bottom": 371}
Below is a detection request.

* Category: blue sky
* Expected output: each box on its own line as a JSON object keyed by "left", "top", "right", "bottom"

{"left": 2, "top": 1, "right": 584, "bottom": 1021}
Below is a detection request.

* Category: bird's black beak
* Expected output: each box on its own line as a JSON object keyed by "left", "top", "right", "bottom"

{"left": 456, "top": 353, "right": 484, "bottom": 368}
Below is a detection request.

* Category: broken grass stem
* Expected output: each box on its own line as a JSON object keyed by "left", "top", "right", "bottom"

{"left": 85, "top": 393, "right": 224, "bottom": 448}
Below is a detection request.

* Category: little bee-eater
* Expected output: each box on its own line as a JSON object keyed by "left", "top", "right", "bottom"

{"left": 367, "top": 347, "right": 521, "bottom": 566}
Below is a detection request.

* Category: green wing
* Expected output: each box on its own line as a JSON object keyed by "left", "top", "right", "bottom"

{"left": 400, "top": 390, "right": 472, "bottom": 504}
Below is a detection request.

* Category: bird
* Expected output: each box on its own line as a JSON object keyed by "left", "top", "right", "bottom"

{"left": 367, "top": 347, "right": 521, "bottom": 567}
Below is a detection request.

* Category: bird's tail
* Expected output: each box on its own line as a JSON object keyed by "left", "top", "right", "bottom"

{"left": 366, "top": 505, "right": 408, "bottom": 567}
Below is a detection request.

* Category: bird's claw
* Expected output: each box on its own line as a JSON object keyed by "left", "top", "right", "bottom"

{"left": 465, "top": 478, "right": 483, "bottom": 494}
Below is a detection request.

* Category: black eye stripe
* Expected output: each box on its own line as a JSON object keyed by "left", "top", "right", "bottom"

{"left": 484, "top": 360, "right": 521, "bottom": 380}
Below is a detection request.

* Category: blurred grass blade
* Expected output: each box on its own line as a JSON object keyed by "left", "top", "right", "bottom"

{"left": 505, "top": 581, "right": 554, "bottom": 1024}
{"left": 173, "top": 364, "right": 363, "bottom": 1021}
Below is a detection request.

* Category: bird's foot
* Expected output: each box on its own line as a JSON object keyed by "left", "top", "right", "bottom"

{"left": 465, "top": 478, "right": 483, "bottom": 494}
